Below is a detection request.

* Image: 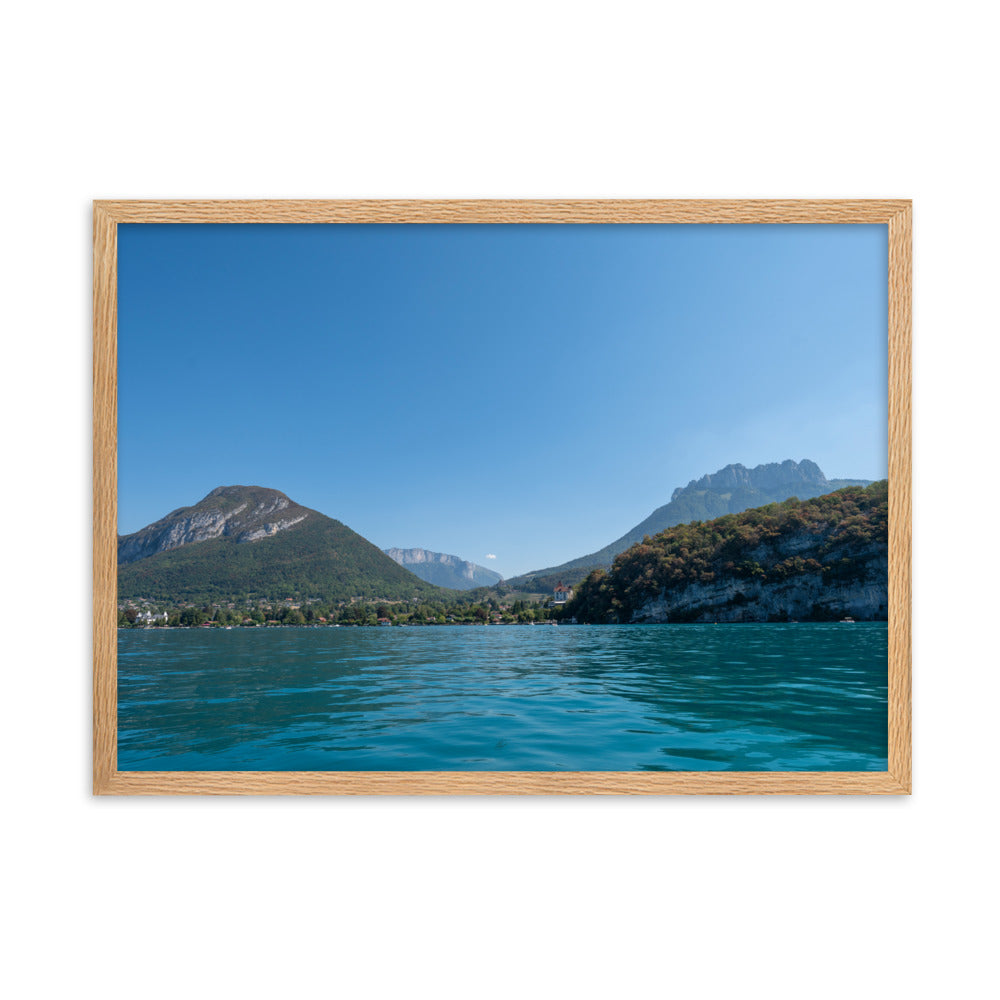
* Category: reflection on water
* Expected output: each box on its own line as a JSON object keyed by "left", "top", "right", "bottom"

{"left": 118, "top": 623, "right": 888, "bottom": 771}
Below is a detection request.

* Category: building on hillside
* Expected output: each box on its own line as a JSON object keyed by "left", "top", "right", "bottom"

{"left": 553, "top": 581, "right": 572, "bottom": 605}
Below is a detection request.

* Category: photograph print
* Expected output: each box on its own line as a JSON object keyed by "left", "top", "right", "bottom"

{"left": 104, "top": 202, "right": 907, "bottom": 789}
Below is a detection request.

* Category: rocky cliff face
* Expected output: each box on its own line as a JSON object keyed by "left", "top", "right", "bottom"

{"left": 118, "top": 486, "right": 310, "bottom": 564}
{"left": 384, "top": 547, "right": 502, "bottom": 590}
{"left": 630, "top": 532, "right": 887, "bottom": 623}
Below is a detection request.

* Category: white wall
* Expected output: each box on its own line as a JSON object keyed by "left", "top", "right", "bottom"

{"left": 3, "top": 3, "right": 995, "bottom": 997}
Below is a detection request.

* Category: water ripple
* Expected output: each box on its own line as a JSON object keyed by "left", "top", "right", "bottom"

{"left": 118, "top": 623, "right": 888, "bottom": 771}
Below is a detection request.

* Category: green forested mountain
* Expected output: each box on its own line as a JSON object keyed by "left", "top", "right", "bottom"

{"left": 118, "top": 486, "right": 455, "bottom": 604}
{"left": 509, "top": 459, "right": 871, "bottom": 592}
{"left": 564, "top": 482, "right": 888, "bottom": 624}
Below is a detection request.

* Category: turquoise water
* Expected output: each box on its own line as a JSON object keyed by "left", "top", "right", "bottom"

{"left": 117, "top": 623, "right": 888, "bottom": 771}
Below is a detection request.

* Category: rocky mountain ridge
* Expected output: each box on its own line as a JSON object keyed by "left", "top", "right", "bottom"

{"left": 671, "top": 458, "right": 827, "bottom": 499}
{"left": 508, "top": 459, "right": 872, "bottom": 592}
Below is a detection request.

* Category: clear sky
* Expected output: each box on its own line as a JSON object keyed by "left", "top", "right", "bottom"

{"left": 118, "top": 222, "right": 888, "bottom": 579}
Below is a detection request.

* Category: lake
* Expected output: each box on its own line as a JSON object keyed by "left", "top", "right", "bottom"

{"left": 117, "top": 623, "right": 888, "bottom": 771}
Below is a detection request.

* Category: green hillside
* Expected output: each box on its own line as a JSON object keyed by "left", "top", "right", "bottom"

{"left": 118, "top": 488, "right": 456, "bottom": 604}
{"left": 564, "top": 482, "right": 888, "bottom": 624}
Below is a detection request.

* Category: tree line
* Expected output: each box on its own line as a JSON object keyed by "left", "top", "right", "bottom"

{"left": 118, "top": 595, "right": 557, "bottom": 628}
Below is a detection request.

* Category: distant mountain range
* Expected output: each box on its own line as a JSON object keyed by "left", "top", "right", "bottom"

{"left": 508, "top": 459, "right": 871, "bottom": 592}
{"left": 384, "top": 548, "right": 502, "bottom": 590}
{"left": 118, "top": 486, "right": 453, "bottom": 604}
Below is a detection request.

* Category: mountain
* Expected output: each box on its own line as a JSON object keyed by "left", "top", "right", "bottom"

{"left": 508, "top": 459, "right": 872, "bottom": 592}
{"left": 565, "top": 482, "right": 888, "bottom": 624}
{"left": 118, "top": 485, "right": 311, "bottom": 564}
{"left": 118, "top": 486, "right": 453, "bottom": 604}
{"left": 384, "top": 548, "right": 503, "bottom": 590}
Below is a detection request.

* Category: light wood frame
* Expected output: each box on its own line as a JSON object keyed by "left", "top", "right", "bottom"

{"left": 94, "top": 199, "right": 911, "bottom": 795}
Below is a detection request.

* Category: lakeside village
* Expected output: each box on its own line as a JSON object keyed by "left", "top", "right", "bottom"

{"left": 117, "top": 582, "right": 575, "bottom": 629}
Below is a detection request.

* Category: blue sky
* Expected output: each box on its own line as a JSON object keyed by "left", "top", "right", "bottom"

{"left": 118, "top": 222, "right": 888, "bottom": 578}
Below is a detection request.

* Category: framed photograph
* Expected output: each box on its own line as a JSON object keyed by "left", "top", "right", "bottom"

{"left": 94, "top": 200, "right": 911, "bottom": 794}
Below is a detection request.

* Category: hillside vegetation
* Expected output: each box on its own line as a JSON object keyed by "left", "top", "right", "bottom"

{"left": 564, "top": 482, "right": 888, "bottom": 624}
